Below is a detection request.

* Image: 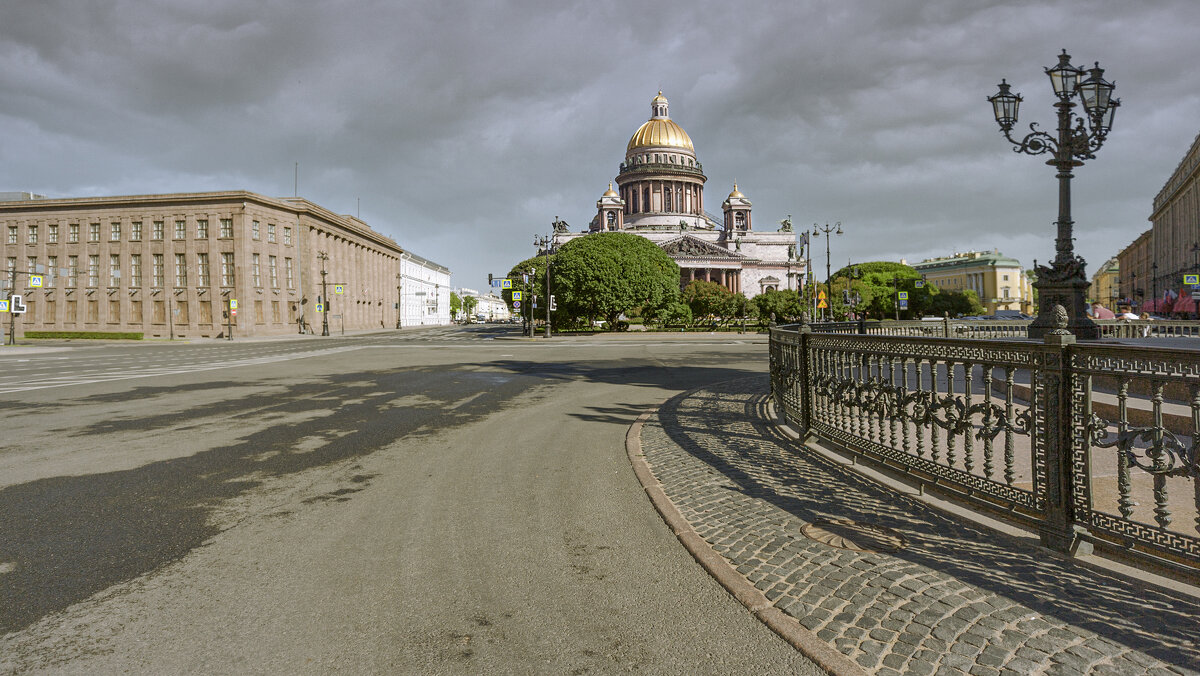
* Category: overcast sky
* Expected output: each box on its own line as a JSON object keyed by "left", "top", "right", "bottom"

{"left": 3, "top": 0, "right": 1199, "bottom": 292}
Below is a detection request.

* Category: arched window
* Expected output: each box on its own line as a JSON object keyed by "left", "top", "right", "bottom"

{"left": 606, "top": 211, "right": 616, "bottom": 230}
{"left": 664, "top": 187, "right": 672, "bottom": 212}
{"left": 735, "top": 212, "right": 746, "bottom": 229}
{"left": 643, "top": 187, "right": 650, "bottom": 213}
{"left": 631, "top": 190, "right": 639, "bottom": 213}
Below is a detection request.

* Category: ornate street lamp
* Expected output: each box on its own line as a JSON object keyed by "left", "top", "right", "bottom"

{"left": 989, "top": 49, "right": 1119, "bottom": 339}
{"left": 812, "top": 222, "right": 842, "bottom": 321}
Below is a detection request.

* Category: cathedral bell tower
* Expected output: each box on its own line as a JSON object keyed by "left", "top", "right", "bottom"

{"left": 592, "top": 183, "right": 625, "bottom": 232}
{"left": 722, "top": 184, "right": 752, "bottom": 235}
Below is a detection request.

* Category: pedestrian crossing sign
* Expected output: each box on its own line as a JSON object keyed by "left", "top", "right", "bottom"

{"left": 315, "top": 303, "right": 324, "bottom": 312}
{"left": 230, "top": 299, "right": 238, "bottom": 309}
{"left": 29, "top": 275, "right": 42, "bottom": 288}
{"left": 335, "top": 284, "right": 344, "bottom": 295}
{"left": 1185, "top": 274, "right": 1199, "bottom": 286}
{"left": 502, "top": 279, "right": 512, "bottom": 289}
{"left": 0, "top": 300, "right": 7, "bottom": 312}
{"left": 898, "top": 291, "right": 908, "bottom": 300}
{"left": 512, "top": 291, "right": 523, "bottom": 301}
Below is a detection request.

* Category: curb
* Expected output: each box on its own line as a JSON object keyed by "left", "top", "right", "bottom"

{"left": 626, "top": 396, "right": 868, "bottom": 676}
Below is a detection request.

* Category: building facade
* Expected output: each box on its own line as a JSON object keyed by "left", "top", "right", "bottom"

{"left": 552, "top": 92, "right": 805, "bottom": 297}
{"left": 1116, "top": 228, "right": 1152, "bottom": 309}
{"left": 1088, "top": 257, "right": 1120, "bottom": 307}
{"left": 0, "top": 191, "right": 450, "bottom": 338}
{"left": 912, "top": 250, "right": 1034, "bottom": 315}
{"left": 1149, "top": 130, "right": 1200, "bottom": 299}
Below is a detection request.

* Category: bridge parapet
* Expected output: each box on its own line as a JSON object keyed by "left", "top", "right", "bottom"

{"left": 770, "top": 323, "right": 1200, "bottom": 582}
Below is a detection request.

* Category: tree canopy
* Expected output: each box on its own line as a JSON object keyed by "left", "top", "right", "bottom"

{"left": 549, "top": 233, "right": 680, "bottom": 327}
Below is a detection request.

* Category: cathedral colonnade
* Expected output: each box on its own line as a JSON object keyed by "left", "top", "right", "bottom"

{"left": 683, "top": 266, "right": 741, "bottom": 294}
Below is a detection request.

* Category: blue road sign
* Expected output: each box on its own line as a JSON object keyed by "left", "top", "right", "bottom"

{"left": 899, "top": 300, "right": 909, "bottom": 310}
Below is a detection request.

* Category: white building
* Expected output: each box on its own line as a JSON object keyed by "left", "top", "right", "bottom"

{"left": 399, "top": 252, "right": 451, "bottom": 327}
{"left": 457, "top": 287, "right": 510, "bottom": 321}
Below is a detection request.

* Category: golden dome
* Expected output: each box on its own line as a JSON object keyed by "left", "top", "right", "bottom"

{"left": 627, "top": 91, "right": 695, "bottom": 153}
{"left": 627, "top": 119, "right": 694, "bottom": 152}
{"left": 603, "top": 182, "right": 619, "bottom": 197}
{"left": 728, "top": 183, "right": 744, "bottom": 199}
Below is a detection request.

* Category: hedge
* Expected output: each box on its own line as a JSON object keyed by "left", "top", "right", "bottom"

{"left": 24, "top": 331, "right": 144, "bottom": 340}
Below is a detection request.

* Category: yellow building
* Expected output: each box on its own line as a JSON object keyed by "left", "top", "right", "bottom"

{"left": 912, "top": 250, "right": 1034, "bottom": 315}
{"left": 1088, "top": 257, "right": 1120, "bottom": 307}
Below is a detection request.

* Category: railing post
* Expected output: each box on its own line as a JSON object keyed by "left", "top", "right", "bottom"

{"left": 943, "top": 311, "right": 951, "bottom": 338}
{"left": 858, "top": 315, "right": 867, "bottom": 335}
{"left": 798, "top": 312, "right": 813, "bottom": 435}
{"left": 1039, "top": 305, "right": 1093, "bottom": 556}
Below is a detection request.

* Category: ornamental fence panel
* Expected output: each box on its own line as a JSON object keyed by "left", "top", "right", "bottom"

{"left": 791, "top": 318, "right": 1200, "bottom": 341}
{"left": 770, "top": 324, "right": 1200, "bottom": 580}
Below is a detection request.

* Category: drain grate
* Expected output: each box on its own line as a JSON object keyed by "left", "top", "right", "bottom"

{"left": 800, "top": 518, "right": 906, "bottom": 553}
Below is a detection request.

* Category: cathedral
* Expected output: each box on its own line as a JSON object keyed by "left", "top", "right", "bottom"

{"left": 552, "top": 92, "right": 806, "bottom": 298}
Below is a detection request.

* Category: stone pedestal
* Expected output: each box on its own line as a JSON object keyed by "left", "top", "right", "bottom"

{"left": 1029, "top": 277, "right": 1100, "bottom": 340}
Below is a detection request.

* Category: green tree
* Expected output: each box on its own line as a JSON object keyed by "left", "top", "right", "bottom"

{"left": 682, "top": 280, "right": 734, "bottom": 324}
{"left": 550, "top": 233, "right": 680, "bottom": 328}
{"left": 831, "top": 262, "right": 929, "bottom": 319}
{"left": 450, "top": 291, "right": 462, "bottom": 320}
{"left": 462, "top": 295, "right": 479, "bottom": 318}
{"left": 505, "top": 254, "right": 555, "bottom": 326}
{"left": 652, "top": 301, "right": 693, "bottom": 327}
{"left": 752, "top": 289, "right": 804, "bottom": 324}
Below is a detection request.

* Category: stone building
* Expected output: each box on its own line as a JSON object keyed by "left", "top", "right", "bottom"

{"left": 0, "top": 191, "right": 450, "bottom": 338}
{"left": 912, "top": 250, "right": 1034, "bottom": 315}
{"left": 1117, "top": 228, "right": 1152, "bottom": 309}
{"left": 1087, "top": 257, "right": 1120, "bottom": 307}
{"left": 552, "top": 92, "right": 805, "bottom": 297}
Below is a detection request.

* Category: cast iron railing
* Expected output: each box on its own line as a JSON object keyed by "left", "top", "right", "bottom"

{"left": 794, "top": 318, "right": 1200, "bottom": 340}
{"left": 770, "top": 321, "right": 1200, "bottom": 579}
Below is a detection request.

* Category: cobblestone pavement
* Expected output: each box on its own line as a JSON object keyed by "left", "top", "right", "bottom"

{"left": 637, "top": 377, "right": 1200, "bottom": 676}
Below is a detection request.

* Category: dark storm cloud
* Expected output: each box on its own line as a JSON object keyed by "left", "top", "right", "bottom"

{"left": 3, "top": 0, "right": 1199, "bottom": 288}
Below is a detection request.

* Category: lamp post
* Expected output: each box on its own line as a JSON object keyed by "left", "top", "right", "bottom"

{"left": 812, "top": 222, "right": 842, "bottom": 321}
{"left": 535, "top": 231, "right": 553, "bottom": 338}
{"left": 989, "top": 49, "right": 1118, "bottom": 339}
{"left": 1152, "top": 262, "right": 1158, "bottom": 317}
{"left": 317, "top": 251, "right": 330, "bottom": 336}
{"left": 395, "top": 272, "right": 403, "bottom": 329}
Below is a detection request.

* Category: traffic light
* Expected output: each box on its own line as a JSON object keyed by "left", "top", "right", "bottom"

{"left": 488, "top": 274, "right": 493, "bottom": 285}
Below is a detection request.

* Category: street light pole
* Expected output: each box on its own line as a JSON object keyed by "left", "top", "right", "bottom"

{"left": 811, "top": 222, "right": 842, "bottom": 321}
{"left": 317, "top": 251, "right": 330, "bottom": 336}
{"left": 1152, "top": 262, "right": 1158, "bottom": 317}
{"left": 535, "top": 231, "right": 553, "bottom": 338}
{"left": 989, "top": 49, "right": 1118, "bottom": 339}
{"left": 395, "top": 272, "right": 403, "bottom": 329}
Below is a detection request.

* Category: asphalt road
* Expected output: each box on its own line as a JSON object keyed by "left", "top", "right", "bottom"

{"left": 0, "top": 326, "right": 822, "bottom": 674}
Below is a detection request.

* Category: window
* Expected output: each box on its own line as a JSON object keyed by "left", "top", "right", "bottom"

{"left": 89, "top": 223, "right": 100, "bottom": 242}
{"left": 67, "top": 256, "right": 78, "bottom": 287}
{"left": 87, "top": 300, "right": 98, "bottom": 323}
{"left": 255, "top": 300, "right": 265, "bottom": 324}
{"left": 47, "top": 256, "right": 57, "bottom": 286}
{"left": 221, "top": 252, "right": 235, "bottom": 286}
{"left": 6, "top": 226, "right": 16, "bottom": 244}
{"left": 27, "top": 257, "right": 37, "bottom": 277}
{"left": 269, "top": 255, "right": 278, "bottom": 288}
{"left": 175, "top": 301, "right": 188, "bottom": 323}
{"left": 111, "top": 222, "right": 121, "bottom": 241}
{"left": 272, "top": 300, "right": 281, "bottom": 323}
{"left": 283, "top": 226, "right": 292, "bottom": 245}
{"left": 252, "top": 253, "right": 261, "bottom": 287}
{"left": 131, "top": 221, "right": 142, "bottom": 240}
{"left": 196, "top": 219, "right": 208, "bottom": 238}
{"left": 66, "top": 300, "right": 77, "bottom": 322}
{"left": 48, "top": 224, "right": 58, "bottom": 243}
{"left": 130, "top": 300, "right": 142, "bottom": 323}
{"left": 267, "top": 223, "right": 276, "bottom": 243}
{"left": 152, "top": 221, "right": 164, "bottom": 240}
{"left": 28, "top": 225, "right": 38, "bottom": 244}
{"left": 220, "top": 218, "right": 233, "bottom": 239}
{"left": 199, "top": 300, "right": 212, "bottom": 324}
{"left": 69, "top": 224, "right": 80, "bottom": 243}
{"left": 1002, "top": 274, "right": 1009, "bottom": 281}
{"left": 251, "top": 220, "right": 260, "bottom": 240}
{"left": 285, "top": 257, "right": 294, "bottom": 288}
{"left": 109, "top": 254, "right": 120, "bottom": 287}
{"left": 130, "top": 254, "right": 142, "bottom": 287}
{"left": 152, "top": 254, "right": 164, "bottom": 287}
{"left": 175, "top": 220, "right": 186, "bottom": 240}
{"left": 197, "top": 253, "right": 210, "bottom": 286}
{"left": 175, "top": 253, "right": 187, "bottom": 287}
{"left": 88, "top": 255, "right": 99, "bottom": 287}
